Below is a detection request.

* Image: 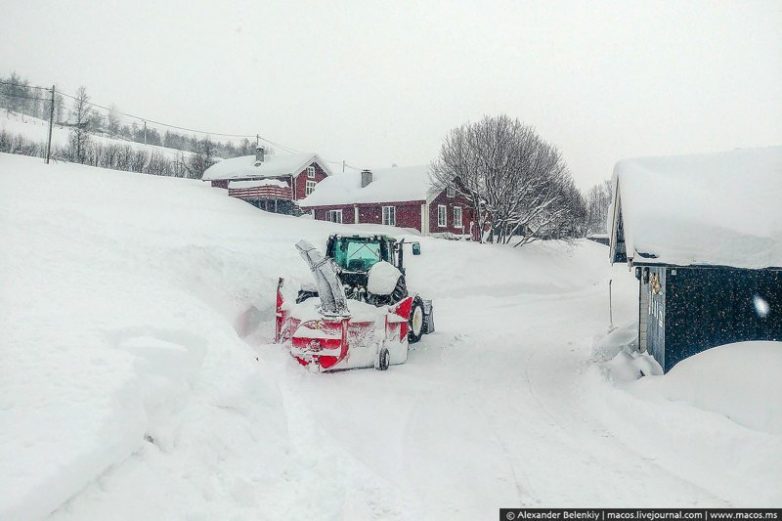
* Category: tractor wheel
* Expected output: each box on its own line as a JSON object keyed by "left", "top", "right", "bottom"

{"left": 408, "top": 299, "right": 425, "bottom": 344}
{"left": 376, "top": 347, "right": 390, "bottom": 371}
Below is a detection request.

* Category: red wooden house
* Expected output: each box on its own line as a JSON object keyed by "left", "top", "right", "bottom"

{"left": 202, "top": 147, "right": 333, "bottom": 214}
{"left": 299, "top": 165, "right": 479, "bottom": 238}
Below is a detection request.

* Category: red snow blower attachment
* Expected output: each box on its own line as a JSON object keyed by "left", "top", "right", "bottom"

{"left": 275, "top": 236, "right": 434, "bottom": 371}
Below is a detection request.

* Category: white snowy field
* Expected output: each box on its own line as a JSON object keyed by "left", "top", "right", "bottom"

{"left": 0, "top": 110, "right": 191, "bottom": 160}
{"left": 1, "top": 153, "right": 780, "bottom": 520}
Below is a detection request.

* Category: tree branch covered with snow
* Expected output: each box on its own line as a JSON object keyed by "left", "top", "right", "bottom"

{"left": 431, "top": 115, "right": 584, "bottom": 245}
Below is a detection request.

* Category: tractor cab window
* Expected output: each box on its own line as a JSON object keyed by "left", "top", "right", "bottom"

{"left": 333, "top": 240, "right": 383, "bottom": 272}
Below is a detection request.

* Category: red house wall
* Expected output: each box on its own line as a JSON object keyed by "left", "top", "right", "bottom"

{"left": 308, "top": 194, "right": 476, "bottom": 235}
{"left": 293, "top": 162, "right": 329, "bottom": 201}
{"left": 391, "top": 203, "right": 422, "bottom": 230}
{"left": 211, "top": 180, "right": 229, "bottom": 189}
{"left": 357, "top": 205, "right": 381, "bottom": 225}
{"left": 428, "top": 190, "right": 472, "bottom": 235}
{"left": 310, "top": 202, "right": 424, "bottom": 231}
{"left": 357, "top": 203, "right": 422, "bottom": 230}
{"left": 313, "top": 205, "right": 356, "bottom": 224}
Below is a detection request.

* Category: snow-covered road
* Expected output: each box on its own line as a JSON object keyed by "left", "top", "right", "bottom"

{"left": 1, "top": 154, "right": 780, "bottom": 520}
{"left": 264, "top": 285, "right": 730, "bottom": 518}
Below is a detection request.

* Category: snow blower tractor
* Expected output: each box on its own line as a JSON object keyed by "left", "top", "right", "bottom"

{"left": 274, "top": 234, "right": 435, "bottom": 371}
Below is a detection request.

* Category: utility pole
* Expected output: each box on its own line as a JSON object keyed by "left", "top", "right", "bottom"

{"left": 256, "top": 134, "right": 260, "bottom": 148}
{"left": 143, "top": 120, "right": 147, "bottom": 145}
{"left": 45, "top": 85, "right": 55, "bottom": 164}
{"left": 608, "top": 279, "right": 614, "bottom": 330}
{"left": 342, "top": 160, "right": 345, "bottom": 173}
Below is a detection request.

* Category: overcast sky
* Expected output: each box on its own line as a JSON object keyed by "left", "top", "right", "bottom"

{"left": 1, "top": 0, "right": 780, "bottom": 189}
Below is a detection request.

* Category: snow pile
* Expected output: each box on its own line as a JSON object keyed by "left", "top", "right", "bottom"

{"left": 2, "top": 152, "right": 780, "bottom": 517}
{"left": 367, "top": 261, "right": 402, "bottom": 295}
{"left": 300, "top": 165, "right": 435, "bottom": 207}
{"left": 593, "top": 322, "right": 663, "bottom": 381}
{"left": 630, "top": 341, "right": 782, "bottom": 435}
{"left": 201, "top": 152, "right": 331, "bottom": 181}
{"left": 594, "top": 340, "right": 782, "bottom": 505}
{"left": 611, "top": 146, "right": 782, "bottom": 268}
{"left": 0, "top": 153, "right": 342, "bottom": 521}
{"left": 228, "top": 178, "right": 289, "bottom": 189}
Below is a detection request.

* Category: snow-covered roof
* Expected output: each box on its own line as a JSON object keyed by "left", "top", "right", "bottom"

{"left": 609, "top": 146, "right": 782, "bottom": 269}
{"left": 299, "top": 165, "right": 435, "bottom": 207}
{"left": 202, "top": 152, "right": 332, "bottom": 181}
{"left": 228, "top": 179, "right": 289, "bottom": 189}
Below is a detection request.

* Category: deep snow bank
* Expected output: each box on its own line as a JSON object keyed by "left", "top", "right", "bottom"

{"left": 0, "top": 153, "right": 614, "bottom": 520}
{"left": 632, "top": 341, "right": 782, "bottom": 435}
{"left": 0, "top": 153, "right": 294, "bottom": 520}
{"left": 5, "top": 152, "right": 779, "bottom": 517}
{"left": 599, "top": 334, "right": 782, "bottom": 435}
{"left": 592, "top": 336, "right": 782, "bottom": 505}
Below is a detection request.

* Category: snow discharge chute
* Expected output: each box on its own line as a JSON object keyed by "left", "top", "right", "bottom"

{"left": 295, "top": 239, "right": 349, "bottom": 316}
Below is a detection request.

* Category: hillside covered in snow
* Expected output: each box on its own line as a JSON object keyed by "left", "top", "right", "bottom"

{"left": 0, "top": 110, "right": 191, "bottom": 161}
{"left": 1, "top": 153, "right": 781, "bottom": 520}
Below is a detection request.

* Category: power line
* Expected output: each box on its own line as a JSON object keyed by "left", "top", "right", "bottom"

{"left": 0, "top": 80, "right": 50, "bottom": 91}
{"left": 57, "top": 90, "right": 258, "bottom": 139}
{"left": 2, "top": 78, "right": 359, "bottom": 167}
{"left": 0, "top": 91, "right": 50, "bottom": 103}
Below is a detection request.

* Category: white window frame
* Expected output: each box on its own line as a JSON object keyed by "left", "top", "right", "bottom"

{"left": 437, "top": 204, "right": 447, "bottom": 227}
{"left": 382, "top": 206, "right": 396, "bottom": 226}
{"left": 453, "top": 206, "right": 463, "bottom": 228}
{"left": 306, "top": 180, "right": 316, "bottom": 195}
{"left": 446, "top": 186, "right": 456, "bottom": 198}
{"left": 327, "top": 209, "right": 342, "bottom": 223}
{"left": 306, "top": 165, "right": 316, "bottom": 178}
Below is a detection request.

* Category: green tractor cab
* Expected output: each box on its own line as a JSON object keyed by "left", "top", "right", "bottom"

{"left": 297, "top": 234, "right": 433, "bottom": 343}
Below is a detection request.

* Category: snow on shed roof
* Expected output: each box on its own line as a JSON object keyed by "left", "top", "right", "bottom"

{"left": 202, "top": 152, "right": 331, "bottom": 181}
{"left": 299, "top": 165, "right": 435, "bottom": 207}
{"left": 609, "top": 146, "right": 782, "bottom": 269}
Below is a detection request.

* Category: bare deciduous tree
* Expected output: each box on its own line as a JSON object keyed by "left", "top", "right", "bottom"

{"left": 187, "top": 136, "right": 217, "bottom": 179}
{"left": 69, "top": 86, "right": 92, "bottom": 164}
{"left": 431, "top": 115, "right": 581, "bottom": 246}
{"left": 584, "top": 179, "right": 613, "bottom": 235}
{"left": 107, "top": 104, "right": 121, "bottom": 136}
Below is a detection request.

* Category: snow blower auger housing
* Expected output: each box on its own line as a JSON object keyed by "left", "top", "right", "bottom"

{"left": 274, "top": 235, "right": 434, "bottom": 371}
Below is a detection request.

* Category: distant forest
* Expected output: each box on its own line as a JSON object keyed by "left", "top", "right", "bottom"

{"left": 0, "top": 71, "right": 263, "bottom": 178}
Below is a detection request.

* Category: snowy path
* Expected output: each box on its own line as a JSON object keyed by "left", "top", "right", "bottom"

{"left": 264, "top": 289, "right": 728, "bottom": 519}
{"left": 2, "top": 154, "right": 779, "bottom": 521}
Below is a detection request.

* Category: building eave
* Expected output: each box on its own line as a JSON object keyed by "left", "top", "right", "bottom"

{"left": 300, "top": 199, "right": 426, "bottom": 209}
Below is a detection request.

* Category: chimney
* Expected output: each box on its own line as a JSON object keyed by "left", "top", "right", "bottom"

{"left": 361, "top": 169, "right": 373, "bottom": 188}
{"left": 254, "top": 145, "right": 265, "bottom": 166}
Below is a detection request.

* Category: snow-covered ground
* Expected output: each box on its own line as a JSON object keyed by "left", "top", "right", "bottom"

{"left": 0, "top": 110, "right": 191, "bottom": 160}
{"left": 1, "top": 153, "right": 780, "bottom": 520}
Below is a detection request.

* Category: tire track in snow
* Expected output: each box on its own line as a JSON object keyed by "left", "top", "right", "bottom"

{"left": 275, "top": 372, "right": 421, "bottom": 520}
{"left": 513, "top": 311, "right": 730, "bottom": 507}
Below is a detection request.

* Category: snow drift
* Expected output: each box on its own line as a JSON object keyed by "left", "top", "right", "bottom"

{"left": 2, "top": 152, "right": 781, "bottom": 519}
{"left": 632, "top": 341, "right": 782, "bottom": 435}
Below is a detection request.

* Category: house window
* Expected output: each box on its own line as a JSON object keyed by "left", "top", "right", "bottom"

{"left": 446, "top": 186, "right": 456, "bottom": 198}
{"left": 306, "top": 180, "right": 316, "bottom": 195}
{"left": 382, "top": 206, "right": 396, "bottom": 226}
{"left": 307, "top": 166, "right": 316, "bottom": 178}
{"left": 453, "top": 206, "right": 463, "bottom": 228}
{"left": 327, "top": 209, "right": 342, "bottom": 223}
{"left": 438, "top": 205, "right": 447, "bottom": 227}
